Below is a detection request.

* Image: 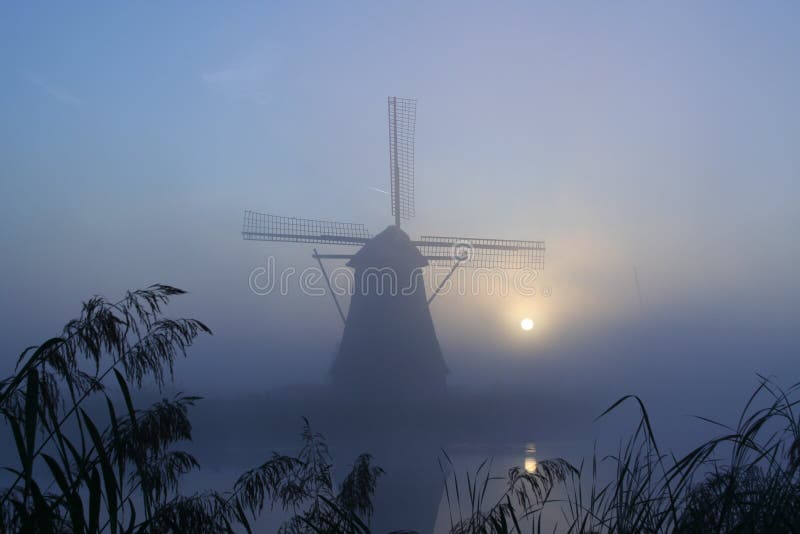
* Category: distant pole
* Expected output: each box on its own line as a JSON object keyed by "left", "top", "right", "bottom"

{"left": 634, "top": 266, "right": 643, "bottom": 309}
{"left": 313, "top": 248, "right": 346, "bottom": 324}
{"left": 391, "top": 96, "right": 401, "bottom": 228}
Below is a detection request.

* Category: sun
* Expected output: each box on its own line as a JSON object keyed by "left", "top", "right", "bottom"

{"left": 520, "top": 318, "right": 534, "bottom": 331}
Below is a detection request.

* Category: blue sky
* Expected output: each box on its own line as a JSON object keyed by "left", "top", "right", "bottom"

{"left": 1, "top": 2, "right": 799, "bottom": 403}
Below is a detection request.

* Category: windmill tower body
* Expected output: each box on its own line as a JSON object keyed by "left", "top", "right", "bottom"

{"left": 241, "top": 97, "right": 545, "bottom": 399}
{"left": 332, "top": 225, "right": 447, "bottom": 397}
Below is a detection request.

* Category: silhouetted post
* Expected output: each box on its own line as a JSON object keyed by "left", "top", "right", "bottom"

{"left": 313, "top": 248, "right": 346, "bottom": 324}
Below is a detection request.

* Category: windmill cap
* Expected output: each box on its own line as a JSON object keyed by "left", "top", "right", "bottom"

{"left": 347, "top": 225, "right": 428, "bottom": 270}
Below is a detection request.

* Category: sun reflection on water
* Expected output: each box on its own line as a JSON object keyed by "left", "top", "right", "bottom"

{"left": 524, "top": 457, "right": 538, "bottom": 473}
{"left": 524, "top": 443, "right": 537, "bottom": 473}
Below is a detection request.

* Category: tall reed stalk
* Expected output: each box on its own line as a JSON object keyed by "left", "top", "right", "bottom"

{"left": 440, "top": 378, "right": 800, "bottom": 533}
{"left": 0, "top": 285, "right": 381, "bottom": 533}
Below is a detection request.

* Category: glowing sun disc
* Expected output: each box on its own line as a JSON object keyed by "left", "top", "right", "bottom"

{"left": 520, "top": 318, "right": 534, "bottom": 331}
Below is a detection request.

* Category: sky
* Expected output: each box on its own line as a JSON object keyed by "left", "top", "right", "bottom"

{"left": 1, "top": 2, "right": 799, "bottom": 416}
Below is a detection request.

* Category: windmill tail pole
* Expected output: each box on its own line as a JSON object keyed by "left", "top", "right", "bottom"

{"left": 428, "top": 260, "right": 463, "bottom": 304}
{"left": 313, "top": 248, "right": 346, "bottom": 324}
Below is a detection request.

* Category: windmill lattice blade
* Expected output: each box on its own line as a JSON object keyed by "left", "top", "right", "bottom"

{"left": 415, "top": 235, "right": 545, "bottom": 269}
{"left": 388, "top": 96, "right": 416, "bottom": 224}
{"left": 242, "top": 210, "right": 371, "bottom": 245}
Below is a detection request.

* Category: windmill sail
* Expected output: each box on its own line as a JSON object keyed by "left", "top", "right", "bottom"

{"left": 388, "top": 97, "right": 416, "bottom": 226}
{"left": 242, "top": 210, "right": 370, "bottom": 245}
{"left": 414, "top": 235, "right": 545, "bottom": 269}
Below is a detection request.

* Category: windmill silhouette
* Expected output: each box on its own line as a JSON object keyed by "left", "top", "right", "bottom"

{"left": 242, "top": 97, "right": 545, "bottom": 397}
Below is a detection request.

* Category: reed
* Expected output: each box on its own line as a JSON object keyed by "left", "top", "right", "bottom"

{"left": 0, "top": 286, "right": 381, "bottom": 533}
{"left": 440, "top": 378, "right": 800, "bottom": 533}
{"left": 4, "top": 285, "right": 799, "bottom": 532}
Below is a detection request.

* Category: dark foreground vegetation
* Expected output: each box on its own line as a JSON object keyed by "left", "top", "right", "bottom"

{"left": 2, "top": 286, "right": 799, "bottom": 532}
{"left": 0, "top": 286, "right": 382, "bottom": 533}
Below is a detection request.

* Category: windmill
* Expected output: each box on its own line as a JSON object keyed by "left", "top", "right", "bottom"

{"left": 242, "top": 97, "right": 545, "bottom": 397}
